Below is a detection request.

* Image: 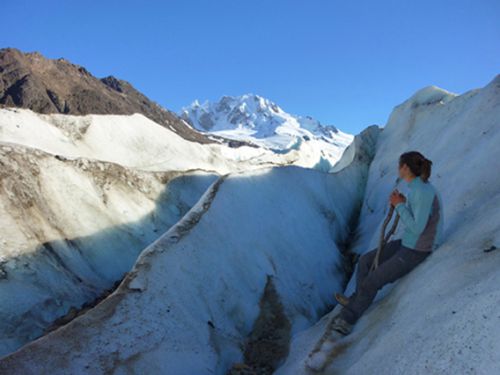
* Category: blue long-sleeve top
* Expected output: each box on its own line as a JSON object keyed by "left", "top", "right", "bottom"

{"left": 394, "top": 176, "right": 444, "bottom": 251}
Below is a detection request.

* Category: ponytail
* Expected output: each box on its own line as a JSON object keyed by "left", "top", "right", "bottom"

{"left": 399, "top": 151, "right": 433, "bottom": 183}
{"left": 420, "top": 158, "right": 432, "bottom": 182}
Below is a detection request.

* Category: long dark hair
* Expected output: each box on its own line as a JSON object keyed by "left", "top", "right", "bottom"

{"left": 399, "top": 151, "right": 433, "bottom": 183}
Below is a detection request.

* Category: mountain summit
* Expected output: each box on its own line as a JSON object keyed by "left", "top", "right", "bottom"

{"left": 180, "top": 94, "right": 353, "bottom": 151}
{"left": 0, "top": 48, "right": 211, "bottom": 143}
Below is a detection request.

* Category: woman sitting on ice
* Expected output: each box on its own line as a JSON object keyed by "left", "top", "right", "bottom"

{"left": 332, "top": 151, "right": 444, "bottom": 335}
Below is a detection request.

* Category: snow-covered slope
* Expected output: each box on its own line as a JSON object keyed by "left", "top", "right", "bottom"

{"left": 0, "top": 142, "right": 218, "bottom": 356}
{"left": 0, "top": 125, "right": 377, "bottom": 374}
{"left": 0, "top": 107, "right": 352, "bottom": 172}
{"left": 0, "top": 99, "right": 354, "bottom": 359}
{"left": 278, "top": 75, "right": 500, "bottom": 374}
{"left": 0, "top": 108, "right": 286, "bottom": 173}
{"left": 180, "top": 94, "right": 353, "bottom": 166}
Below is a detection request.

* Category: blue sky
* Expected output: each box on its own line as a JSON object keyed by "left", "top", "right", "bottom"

{"left": 1, "top": 0, "right": 499, "bottom": 134}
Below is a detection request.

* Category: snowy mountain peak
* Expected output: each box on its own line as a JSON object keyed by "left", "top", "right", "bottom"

{"left": 189, "top": 94, "right": 284, "bottom": 122}
{"left": 181, "top": 94, "right": 338, "bottom": 134}
{"left": 179, "top": 94, "right": 352, "bottom": 156}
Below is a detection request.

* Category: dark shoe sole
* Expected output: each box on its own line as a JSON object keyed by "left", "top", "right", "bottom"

{"left": 332, "top": 323, "right": 352, "bottom": 336}
{"left": 333, "top": 327, "right": 351, "bottom": 336}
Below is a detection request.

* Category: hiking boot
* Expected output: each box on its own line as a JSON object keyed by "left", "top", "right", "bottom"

{"left": 335, "top": 292, "right": 350, "bottom": 307}
{"left": 331, "top": 316, "right": 353, "bottom": 336}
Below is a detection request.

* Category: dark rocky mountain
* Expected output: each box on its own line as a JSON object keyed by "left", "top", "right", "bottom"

{"left": 0, "top": 48, "right": 212, "bottom": 143}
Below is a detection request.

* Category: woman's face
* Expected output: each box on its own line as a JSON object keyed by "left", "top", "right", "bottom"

{"left": 398, "top": 162, "right": 412, "bottom": 181}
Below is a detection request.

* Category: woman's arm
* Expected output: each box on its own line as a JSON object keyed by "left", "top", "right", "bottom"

{"left": 394, "top": 188, "right": 435, "bottom": 236}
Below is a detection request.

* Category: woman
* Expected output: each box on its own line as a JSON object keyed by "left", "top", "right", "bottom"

{"left": 331, "top": 151, "right": 444, "bottom": 335}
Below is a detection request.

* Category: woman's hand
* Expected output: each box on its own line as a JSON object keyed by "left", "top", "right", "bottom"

{"left": 390, "top": 189, "right": 406, "bottom": 207}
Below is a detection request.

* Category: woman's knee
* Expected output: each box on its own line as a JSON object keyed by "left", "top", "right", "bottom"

{"left": 400, "top": 248, "right": 430, "bottom": 270}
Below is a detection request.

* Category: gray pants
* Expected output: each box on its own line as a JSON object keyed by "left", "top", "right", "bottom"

{"left": 339, "top": 239, "right": 430, "bottom": 325}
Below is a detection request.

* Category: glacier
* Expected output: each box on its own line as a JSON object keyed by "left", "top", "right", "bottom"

{"left": 0, "top": 74, "right": 498, "bottom": 375}
{"left": 0, "top": 104, "right": 362, "bottom": 364}
{"left": 0, "top": 133, "right": 376, "bottom": 373}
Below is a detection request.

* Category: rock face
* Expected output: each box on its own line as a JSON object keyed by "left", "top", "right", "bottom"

{"left": 0, "top": 48, "right": 211, "bottom": 143}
